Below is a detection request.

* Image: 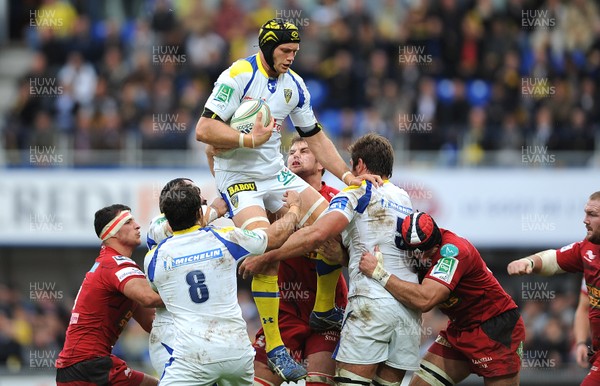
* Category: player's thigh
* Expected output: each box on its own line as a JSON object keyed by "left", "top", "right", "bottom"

{"left": 375, "top": 362, "right": 406, "bottom": 384}
{"left": 306, "top": 350, "right": 336, "bottom": 376}
{"left": 159, "top": 358, "right": 201, "bottom": 386}
{"left": 264, "top": 171, "right": 327, "bottom": 225}
{"left": 148, "top": 325, "right": 174, "bottom": 376}
{"left": 217, "top": 355, "right": 254, "bottom": 386}
{"left": 410, "top": 351, "right": 470, "bottom": 386}
{"left": 336, "top": 297, "right": 411, "bottom": 367}
{"left": 138, "top": 374, "right": 159, "bottom": 386}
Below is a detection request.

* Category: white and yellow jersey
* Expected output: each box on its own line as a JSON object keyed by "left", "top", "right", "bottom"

{"left": 326, "top": 181, "right": 418, "bottom": 299}
{"left": 145, "top": 214, "right": 173, "bottom": 325}
{"left": 204, "top": 53, "right": 317, "bottom": 178}
{"left": 147, "top": 225, "right": 268, "bottom": 364}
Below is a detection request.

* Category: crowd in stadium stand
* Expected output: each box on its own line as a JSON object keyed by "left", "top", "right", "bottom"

{"left": 2, "top": 0, "right": 599, "bottom": 167}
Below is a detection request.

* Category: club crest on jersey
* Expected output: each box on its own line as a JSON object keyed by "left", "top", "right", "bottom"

{"left": 284, "top": 88, "right": 292, "bottom": 103}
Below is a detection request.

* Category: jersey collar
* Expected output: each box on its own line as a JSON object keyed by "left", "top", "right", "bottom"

{"left": 256, "top": 53, "right": 273, "bottom": 78}
{"left": 173, "top": 224, "right": 201, "bottom": 236}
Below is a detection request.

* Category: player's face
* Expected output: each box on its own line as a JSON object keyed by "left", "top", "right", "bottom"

{"left": 114, "top": 214, "right": 142, "bottom": 247}
{"left": 273, "top": 43, "right": 299, "bottom": 74}
{"left": 288, "top": 141, "right": 322, "bottom": 177}
{"left": 584, "top": 199, "right": 600, "bottom": 244}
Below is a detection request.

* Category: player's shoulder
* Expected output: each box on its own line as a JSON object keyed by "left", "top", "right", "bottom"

{"left": 438, "top": 230, "right": 473, "bottom": 260}
{"left": 228, "top": 56, "right": 257, "bottom": 79}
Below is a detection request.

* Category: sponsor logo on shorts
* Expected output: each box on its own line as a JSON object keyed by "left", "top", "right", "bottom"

{"left": 115, "top": 267, "right": 145, "bottom": 282}
{"left": 430, "top": 257, "right": 458, "bottom": 284}
{"left": 277, "top": 168, "right": 296, "bottom": 186}
{"left": 434, "top": 334, "right": 452, "bottom": 348}
{"left": 214, "top": 83, "right": 234, "bottom": 103}
{"left": 472, "top": 356, "right": 493, "bottom": 368}
{"left": 227, "top": 182, "right": 257, "bottom": 197}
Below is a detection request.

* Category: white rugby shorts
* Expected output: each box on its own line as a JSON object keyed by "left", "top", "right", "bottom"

{"left": 148, "top": 323, "right": 175, "bottom": 377}
{"left": 334, "top": 296, "right": 421, "bottom": 371}
{"left": 160, "top": 351, "right": 254, "bottom": 385}
{"left": 216, "top": 167, "right": 311, "bottom": 217}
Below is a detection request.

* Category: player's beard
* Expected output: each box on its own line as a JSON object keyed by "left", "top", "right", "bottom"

{"left": 588, "top": 230, "right": 600, "bottom": 244}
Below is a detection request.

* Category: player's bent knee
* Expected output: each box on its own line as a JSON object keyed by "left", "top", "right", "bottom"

{"left": 306, "top": 371, "right": 336, "bottom": 385}
{"left": 372, "top": 375, "right": 401, "bottom": 386}
{"left": 334, "top": 368, "right": 371, "bottom": 386}
{"left": 254, "top": 376, "right": 276, "bottom": 386}
{"left": 414, "top": 360, "right": 455, "bottom": 386}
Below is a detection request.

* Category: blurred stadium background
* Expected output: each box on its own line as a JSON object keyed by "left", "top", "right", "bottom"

{"left": 0, "top": 0, "right": 598, "bottom": 384}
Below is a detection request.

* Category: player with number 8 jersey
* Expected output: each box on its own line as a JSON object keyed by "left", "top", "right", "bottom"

{"left": 148, "top": 183, "right": 303, "bottom": 385}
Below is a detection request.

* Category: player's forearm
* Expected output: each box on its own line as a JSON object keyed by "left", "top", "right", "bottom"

{"left": 384, "top": 276, "right": 438, "bottom": 312}
{"left": 267, "top": 226, "right": 324, "bottom": 262}
{"left": 196, "top": 117, "right": 254, "bottom": 148}
{"left": 266, "top": 205, "right": 301, "bottom": 250}
{"left": 304, "top": 132, "right": 351, "bottom": 183}
{"left": 574, "top": 296, "right": 591, "bottom": 344}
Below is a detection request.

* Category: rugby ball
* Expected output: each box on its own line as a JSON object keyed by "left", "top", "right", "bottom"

{"left": 230, "top": 99, "right": 272, "bottom": 134}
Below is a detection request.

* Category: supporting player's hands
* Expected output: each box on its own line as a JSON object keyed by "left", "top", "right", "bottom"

{"left": 317, "top": 237, "right": 347, "bottom": 266}
{"left": 575, "top": 343, "right": 590, "bottom": 368}
{"left": 360, "top": 246, "right": 391, "bottom": 286}
{"left": 250, "top": 112, "right": 274, "bottom": 148}
{"left": 210, "top": 197, "right": 230, "bottom": 218}
{"left": 349, "top": 173, "right": 383, "bottom": 187}
{"left": 282, "top": 190, "right": 301, "bottom": 211}
{"left": 359, "top": 246, "right": 380, "bottom": 278}
{"left": 239, "top": 253, "right": 271, "bottom": 280}
{"left": 507, "top": 258, "right": 533, "bottom": 275}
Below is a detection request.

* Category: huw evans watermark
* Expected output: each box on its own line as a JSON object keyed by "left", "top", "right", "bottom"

{"left": 30, "top": 282, "right": 63, "bottom": 301}
{"left": 152, "top": 46, "right": 187, "bottom": 64}
{"left": 521, "top": 78, "right": 555, "bottom": 98}
{"left": 521, "top": 281, "right": 555, "bottom": 301}
{"left": 399, "top": 45, "right": 432, "bottom": 65}
{"left": 29, "top": 349, "right": 59, "bottom": 369}
{"left": 275, "top": 10, "right": 309, "bottom": 27}
{"left": 30, "top": 146, "right": 63, "bottom": 165}
{"left": 30, "top": 9, "right": 63, "bottom": 28}
{"left": 152, "top": 114, "right": 187, "bottom": 132}
{"left": 521, "top": 213, "right": 556, "bottom": 232}
{"left": 29, "top": 77, "right": 63, "bottom": 96}
{"left": 521, "top": 146, "right": 555, "bottom": 165}
{"left": 399, "top": 114, "right": 433, "bottom": 133}
{"left": 521, "top": 10, "right": 556, "bottom": 29}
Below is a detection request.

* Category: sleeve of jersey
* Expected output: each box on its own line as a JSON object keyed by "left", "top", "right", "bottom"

{"left": 146, "top": 215, "right": 171, "bottom": 250}
{"left": 288, "top": 73, "right": 318, "bottom": 132}
{"left": 213, "top": 227, "right": 268, "bottom": 261}
{"left": 203, "top": 66, "right": 245, "bottom": 122}
{"left": 105, "top": 260, "right": 147, "bottom": 293}
{"left": 424, "top": 250, "right": 465, "bottom": 292}
{"left": 325, "top": 190, "right": 356, "bottom": 223}
{"left": 555, "top": 242, "right": 584, "bottom": 273}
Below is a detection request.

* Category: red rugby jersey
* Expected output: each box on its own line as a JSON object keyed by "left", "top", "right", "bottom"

{"left": 56, "top": 246, "right": 147, "bottom": 368}
{"left": 422, "top": 229, "right": 517, "bottom": 330}
{"left": 556, "top": 240, "right": 600, "bottom": 350}
{"left": 272, "top": 182, "right": 347, "bottom": 322}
